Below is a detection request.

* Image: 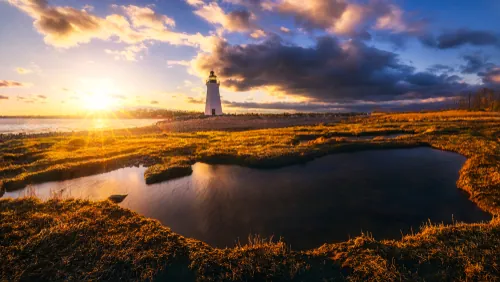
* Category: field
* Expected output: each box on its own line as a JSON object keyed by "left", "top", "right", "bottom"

{"left": 1, "top": 110, "right": 499, "bottom": 281}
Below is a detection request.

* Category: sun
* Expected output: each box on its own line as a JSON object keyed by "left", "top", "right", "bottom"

{"left": 83, "top": 94, "right": 113, "bottom": 111}
{"left": 78, "top": 78, "right": 121, "bottom": 112}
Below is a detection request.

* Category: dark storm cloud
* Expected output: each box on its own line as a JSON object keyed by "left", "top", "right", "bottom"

{"left": 422, "top": 29, "right": 500, "bottom": 49}
{"left": 222, "top": 100, "right": 346, "bottom": 111}
{"left": 426, "top": 64, "right": 455, "bottom": 74}
{"left": 478, "top": 66, "right": 500, "bottom": 86}
{"left": 222, "top": 97, "right": 457, "bottom": 112}
{"left": 194, "top": 36, "right": 469, "bottom": 102}
{"left": 460, "top": 52, "right": 494, "bottom": 74}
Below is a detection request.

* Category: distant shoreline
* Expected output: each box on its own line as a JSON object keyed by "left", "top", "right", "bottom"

{"left": 0, "top": 116, "right": 163, "bottom": 119}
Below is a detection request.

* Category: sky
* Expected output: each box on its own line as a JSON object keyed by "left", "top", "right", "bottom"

{"left": 0, "top": 0, "right": 499, "bottom": 115}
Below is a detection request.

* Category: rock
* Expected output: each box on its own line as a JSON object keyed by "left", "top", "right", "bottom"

{"left": 108, "top": 194, "right": 128, "bottom": 203}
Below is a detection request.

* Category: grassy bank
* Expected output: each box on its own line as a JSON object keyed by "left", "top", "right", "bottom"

{"left": 1, "top": 198, "right": 499, "bottom": 281}
{"left": 1, "top": 110, "right": 499, "bottom": 281}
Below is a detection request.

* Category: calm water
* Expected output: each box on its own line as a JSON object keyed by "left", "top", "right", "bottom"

{"left": 4, "top": 148, "right": 490, "bottom": 249}
{"left": 0, "top": 118, "right": 162, "bottom": 134}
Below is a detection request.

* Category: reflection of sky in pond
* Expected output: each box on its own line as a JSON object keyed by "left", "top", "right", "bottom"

{"left": 4, "top": 148, "right": 491, "bottom": 250}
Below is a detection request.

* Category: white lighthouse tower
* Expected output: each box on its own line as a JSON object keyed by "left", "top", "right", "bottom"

{"left": 205, "top": 70, "right": 223, "bottom": 116}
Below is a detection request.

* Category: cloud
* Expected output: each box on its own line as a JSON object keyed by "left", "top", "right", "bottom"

{"left": 273, "top": 0, "right": 424, "bottom": 37}
{"left": 119, "top": 5, "right": 175, "bottom": 29}
{"left": 479, "top": 66, "right": 500, "bottom": 86}
{"left": 150, "top": 100, "right": 159, "bottom": 104}
{"left": 280, "top": 26, "right": 290, "bottom": 33}
{"left": 222, "top": 96, "right": 457, "bottom": 112}
{"left": 105, "top": 43, "right": 148, "bottom": 61}
{"left": 82, "top": 5, "right": 94, "bottom": 12}
{"left": 222, "top": 100, "right": 346, "bottom": 111}
{"left": 16, "top": 67, "right": 33, "bottom": 74}
{"left": 0, "top": 95, "right": 8, "bottom": 100}
{"left": 460, "top": 52, "right": 494, "bottom": 74}
{"left": 277, "top": 0, "right": 351, "bottom": 33}
{"left": 422, "top": 29, "right": 500, "bottom": 49}
{"left": 192, "top": 36, "right": 469, "bottom": 103}
{"left": 112, "top": 94, "right": 127, "bottom": 99}
{"left": 7, "top": 0, "right": 215, "bottom": 51}
{"left": 193, "top": 2, "right": 254, "bottom": 32}
{"left": 167, "top": 60, "right": 191, "bottom": 67}
{"left": 186, "top": 96, "right": 204, "bottom": 104}
{"left": 0, "top": 80, "right": 27, "bottom": 88}
{"left": 426, "top": 64, "right": 455, "bottom": 74}
{"left": 250, "top": 29, "right": 266, "bottom": 38}
{"left": 373, "top": 4, "right": 424, "bottom": 34}
{"left": 14, "top": 94, "right": 46, "bottom": 104}
{"left": 186, "top": 0, "right": 205, "bottom": 7}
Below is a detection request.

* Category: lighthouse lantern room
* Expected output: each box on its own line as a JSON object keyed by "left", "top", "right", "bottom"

{"left": 205, "top": 71, "right": 223, "bottom": 116}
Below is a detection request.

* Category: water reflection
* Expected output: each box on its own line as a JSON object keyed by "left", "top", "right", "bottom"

{"left": 4, "top": 148, "right": 491, "bottom": 250}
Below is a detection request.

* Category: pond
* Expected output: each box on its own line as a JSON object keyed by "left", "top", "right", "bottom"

{"left": 3, "top": 148, "right": 491, "bottom": 250}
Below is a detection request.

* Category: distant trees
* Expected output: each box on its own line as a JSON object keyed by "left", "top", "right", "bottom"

{"left": 114, "top": 109, "right": 203, "bottom": 119}
{"left": 455, "top": 88, "right": 500, "bottom": 112}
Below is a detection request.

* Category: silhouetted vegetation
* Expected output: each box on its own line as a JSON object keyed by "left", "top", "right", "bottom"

{"left": 455, "top": 88, "right": 500, "bottom": 111}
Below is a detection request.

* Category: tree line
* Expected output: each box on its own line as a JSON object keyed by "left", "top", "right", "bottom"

{"left": 455, "top": 88, "right": 500, "bottom": 112}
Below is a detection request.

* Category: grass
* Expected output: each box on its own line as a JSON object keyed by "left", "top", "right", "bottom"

{"left": 1, "top": 110, "right": 499, "bottom": 281}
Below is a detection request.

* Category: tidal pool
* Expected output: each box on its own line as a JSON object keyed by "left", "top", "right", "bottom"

{"left": 4, "top": 148, "right": 491, "bottom": 249}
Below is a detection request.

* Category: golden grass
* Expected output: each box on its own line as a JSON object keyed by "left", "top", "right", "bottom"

{"left": 1, "top": 110, "right": 499, "bottom": 281}
{"left": 1, "top": 198, "right": 498, "bottom": 281}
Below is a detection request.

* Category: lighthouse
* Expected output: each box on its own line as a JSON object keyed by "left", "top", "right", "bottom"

{"left": 205, "top": 70, "right": 223, "bottom": 116}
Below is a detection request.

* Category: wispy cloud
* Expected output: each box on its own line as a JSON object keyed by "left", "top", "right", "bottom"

{"left": 105, "top": 43, "right": 148, "bottom": 61}
{"left": 167, "top": 60, "right": 191, "bottom": 67}
{"left": 15, "top": 67, "right": 32, "bottom": 74}
{"left": 422, "top": 29, "right": 500, "bottom": 49}
{"left": 0, "top": 80, "right": 27, "bottom": 88}
{"left": 186, "top": 96, "right": 204, "bottom": 104}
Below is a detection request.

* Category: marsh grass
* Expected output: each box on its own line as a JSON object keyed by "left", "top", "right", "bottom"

{"left": 1, "top": 110, "right": 499, "bottom": 281}
{"left": 0, "top": 198, "right": 498, "bottom": 281}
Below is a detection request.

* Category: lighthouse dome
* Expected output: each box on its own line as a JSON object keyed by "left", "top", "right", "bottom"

{"left": 208, "top": 70, "right": 218, "bottom": 83}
